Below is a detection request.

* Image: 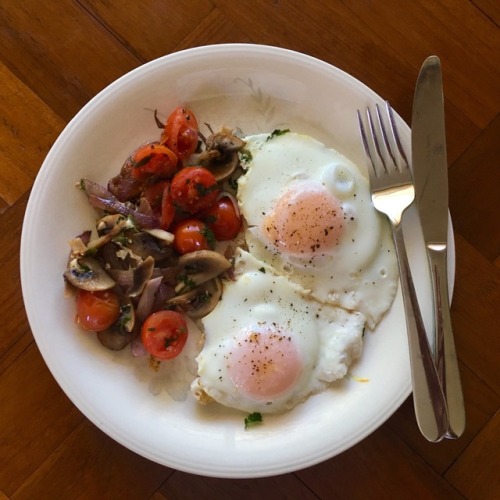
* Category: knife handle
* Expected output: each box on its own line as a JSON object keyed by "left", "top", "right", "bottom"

{"left": 427, "top": 246, "right": 466, "bottom": 438}
{"left": 393, "top": 223, "right": 449, "bottom": 442}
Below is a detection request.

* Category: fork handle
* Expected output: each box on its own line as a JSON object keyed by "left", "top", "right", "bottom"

{"left": 427, "top": 247, "right": 466, "bottom": 438}
{"left": 393, "top": 222, "right": 449, "bottom": 442}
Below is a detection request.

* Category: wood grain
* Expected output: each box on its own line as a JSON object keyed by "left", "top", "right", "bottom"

{"left": 0, "top": 1, "right": 498, "bottom": 498}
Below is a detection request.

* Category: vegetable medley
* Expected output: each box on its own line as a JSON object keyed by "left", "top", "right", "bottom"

{"left": 64, "top": 106, "right": 246, "bottom": 361}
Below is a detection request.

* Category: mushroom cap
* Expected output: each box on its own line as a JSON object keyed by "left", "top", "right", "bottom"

{"left": 175, "top": 250, "right": 231, "bottom": 294}
{"left": 168, "top": 277, "right": 223, "bottom": 319}
{"left": 96, "top": 297, "right": 135, "bottom": 351}
{"left": 64, "top": 257, "right": 115, "bottom": 291}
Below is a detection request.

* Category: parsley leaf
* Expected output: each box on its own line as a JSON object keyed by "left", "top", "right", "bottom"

{"left": 244, "top": 412, "right": 263, "bottom": 429}
{"left": 266, "top": 129, "right": 290, "bottom": 141}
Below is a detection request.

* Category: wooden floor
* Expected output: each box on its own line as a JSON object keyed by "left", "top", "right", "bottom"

{"left": 1, "top": 1, "right": 499, "bottom": 498}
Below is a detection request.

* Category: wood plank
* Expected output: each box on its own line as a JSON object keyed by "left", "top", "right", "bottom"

{"left": 340, "top": 0, "right": 500, "bottom": 127}
{"left": 449, "top": 234, "right": 500, "bottom": 395}
{"left": 173, "top": 7, "right": 253, "bottom": 51}
{"left": 295, "top": 425, "right": 464, "bottom": 499}
{"left": 0, "top": 0, "right": 141, "bottom": 122}
{"left": 81, "top": 0, "right": 215, "bottom": 60}
{"left": 211, "top": 0, "right": 494, "bottom": 165}
{"left": 0, "top": 63, "right": 65, "bottom": 206}
{"left": 449, "top": 114, "right": 500, "bottom": 263}
{"left": 445, "top": 411, "right": 500, "bottom": 500}
{"left": 161, "top": 471, "right": 320, "bottom": 499}
{"left": 472, "top": 0, "right": 500, "bottom": 25}
{"left": 11, "top": 420, "right": 173, "bottom": 500}
{"left": 387, "top": 361, "right": 499, "bottom": 474}
{"left": 0, "top": 194, "right": 31, "bottom": 359}
{"left": 0, "top": 343, "right": 83, "bottom": 497}
{"left": 0, "top": 331, "right": 33, "bottom": 377}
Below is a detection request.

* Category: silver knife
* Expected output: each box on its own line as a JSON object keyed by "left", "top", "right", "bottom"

{"left": 412, "top": 55, "right": 466, "bottom": 438}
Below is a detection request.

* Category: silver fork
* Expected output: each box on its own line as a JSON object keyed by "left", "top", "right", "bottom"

{"left": 357, "top": 102, "right": 449, "bottom": 442}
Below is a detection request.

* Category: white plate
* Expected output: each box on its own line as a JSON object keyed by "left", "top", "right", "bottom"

{"left": 20, "top": 44, "right": 455, "bottom": 478}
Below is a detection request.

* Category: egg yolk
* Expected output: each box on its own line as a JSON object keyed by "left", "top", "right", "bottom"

{"left": 263, "top": 182, "right": 344, "bottom": 256}
{"left": 228, "top": 326, "right": 302, "bottom": 401}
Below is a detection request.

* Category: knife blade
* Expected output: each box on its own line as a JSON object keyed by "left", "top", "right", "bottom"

{"left": 412, "top": 55, "right": 466, "bottom": 438}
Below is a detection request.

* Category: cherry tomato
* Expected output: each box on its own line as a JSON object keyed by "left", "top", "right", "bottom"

{"left": 130, "top": 142, "right": 178, "bottom": 180}
{"left": 143, "top": 181, "right": 176, "bottom": 230}
{"left": 203, "top": 196, "right": 242, "bottom": 241}
{"left": 162, "top": 106, "right": 199, "bottom": 160}
{"left": 143, "top": 180, "right": 167, "bottom": 210}
{"left": 171, "top": 167, "right": 220, "bottom": 214}
{"left": 141, "top": 310, "right": 188, "bottom": 360}
{"left": 160, "top": 182, "right": 176, "bottom": 230}
{"left": 76, "top": 289, "right": 120, "bottom": 332}
{"left": 172, "top": 218, "right": 215, "bottom": 254}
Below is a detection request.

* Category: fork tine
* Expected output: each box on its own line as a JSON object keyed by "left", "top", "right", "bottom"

{"left": 386, "top": 101, "right": 410, "bottom": 169}
{"left": 356, "top": 109, "right": 377, "bottom": 174}
{"left": 367, "top": 107, "right": 388, "bottom": 173}
{"left": 375, "top": 103, "right": 397, "bottom": 169}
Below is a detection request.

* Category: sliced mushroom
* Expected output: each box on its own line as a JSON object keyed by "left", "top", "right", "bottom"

{"left": 175, "top": 250, "right": 232, "bottom": 294}
{"left": 126, "top": 232, "right": 176, "bottom": 263}
{"left": 143, "top": 228, "right": 175, "bottom": 245}
{"left": 97, "top": 297, "right": 135, "bottom": 350}
{"left": 64, "top": 257, "right": 115, "bottom": 291}
{"left": 168, "top": 277, "right": 223, "bottom": 319}
{"left": 206, "top": 128, "right": 246, "bottom": 153}
{"left": 190, "top": 128, "right": 246, "bottom": 181}
{"left": 128, "top": 255, "right": 155, "bottom": 297}
{"left": 100, "top": 241, "right": 132, "bottom": 270}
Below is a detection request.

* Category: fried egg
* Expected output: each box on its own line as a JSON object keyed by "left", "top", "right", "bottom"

{"left": 191, "top": 249, "right": 365, "bottom": 414}
{"left": 237, "top": 132, "right": 398, "bottom": 328}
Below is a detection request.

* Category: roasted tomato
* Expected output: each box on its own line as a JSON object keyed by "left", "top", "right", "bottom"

{"left": 170, "top": 166, "right": 220, "bottom": 214}
{"left": 172, "top": 218, "right": 215, "bottom": 254}
{"left": 76, "top": 289, "right": 121, "bottom": 332}
{"left": 141, "top": 310, "right": 188, "bottom": 360}
{"left": 130, "top": 142, "right": 178, "bottom": 180}
{"left": 143, "top": 181, "right": 175, "bottom": 230}
{"left": 203, "top": 195, "right": 242, "bottom": 241}
{"left": 162, "top": 106, "right": 199, "bottom": 160}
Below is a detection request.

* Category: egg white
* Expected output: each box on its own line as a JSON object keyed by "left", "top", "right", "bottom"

{"left": 192, "top": 249, "right": 365, "bottom": 414}
{"left": 237, "top": 132, "right": 398, "bottom": 328}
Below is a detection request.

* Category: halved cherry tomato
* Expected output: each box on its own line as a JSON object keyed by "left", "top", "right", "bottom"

{"left": 76, "top": 289, "right": 120, "bottom": 332}
{"left": 141, "top": 310, "right": 188, "bottom": 360}
{"left": 172, "top": 218, "right": 215, "bottom": 254}
{"left": 160, "top": 182, "right": 176, "bottom": 230}
{"left": 161, "top": 106, "right": 199, "bottom": 160}
{"left": 143, "top": 180, "right": 167, "bottom": 209}
{"left": 170, "top": 166, "right": 220, "bottom": 214}
{"left": 143, "top": 181, "right": 176, "bottom": 230}
{"left": 203, "top": 196, "right": 242, "bottom": 241}
{"left": 130, "top": 142, "right": 178, "bottom": 180}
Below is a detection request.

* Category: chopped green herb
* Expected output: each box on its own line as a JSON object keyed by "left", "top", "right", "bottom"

{"left": 228, "top": 177, "right": 239, "bottom": 191}
{"left": 164, "top": 334, "right": 179, "bottom": 348}
{"left": 112, "top": 233, "right": 131, "bottom": 245}
{"left": 84, "top": 247, "right": 99, "bottom": 257}
{"left": 239, "top": 150, "right": 253, "bottom": 163}
{"left": 258, "top": 267, "right": 266, "bottom": 273}
{"left": 116, "top": 304, "right": 133, "bottom": 334}
{"left": 266, "top": 129, "right": 290, "bottom": 141}
{"left": 177, "top": 274, "right": 197, "bottom": 290}
{"left": 195, "top": 182, "right": 219, "bottom": 197}
{"left": 201, "top": 225, "right": 216, "bottom": 249}
{"left": 244, "top": 412, "right": 263, "bottom": 429}
{"left": 132, "top": 154, "right": 153, "bottom": 168}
